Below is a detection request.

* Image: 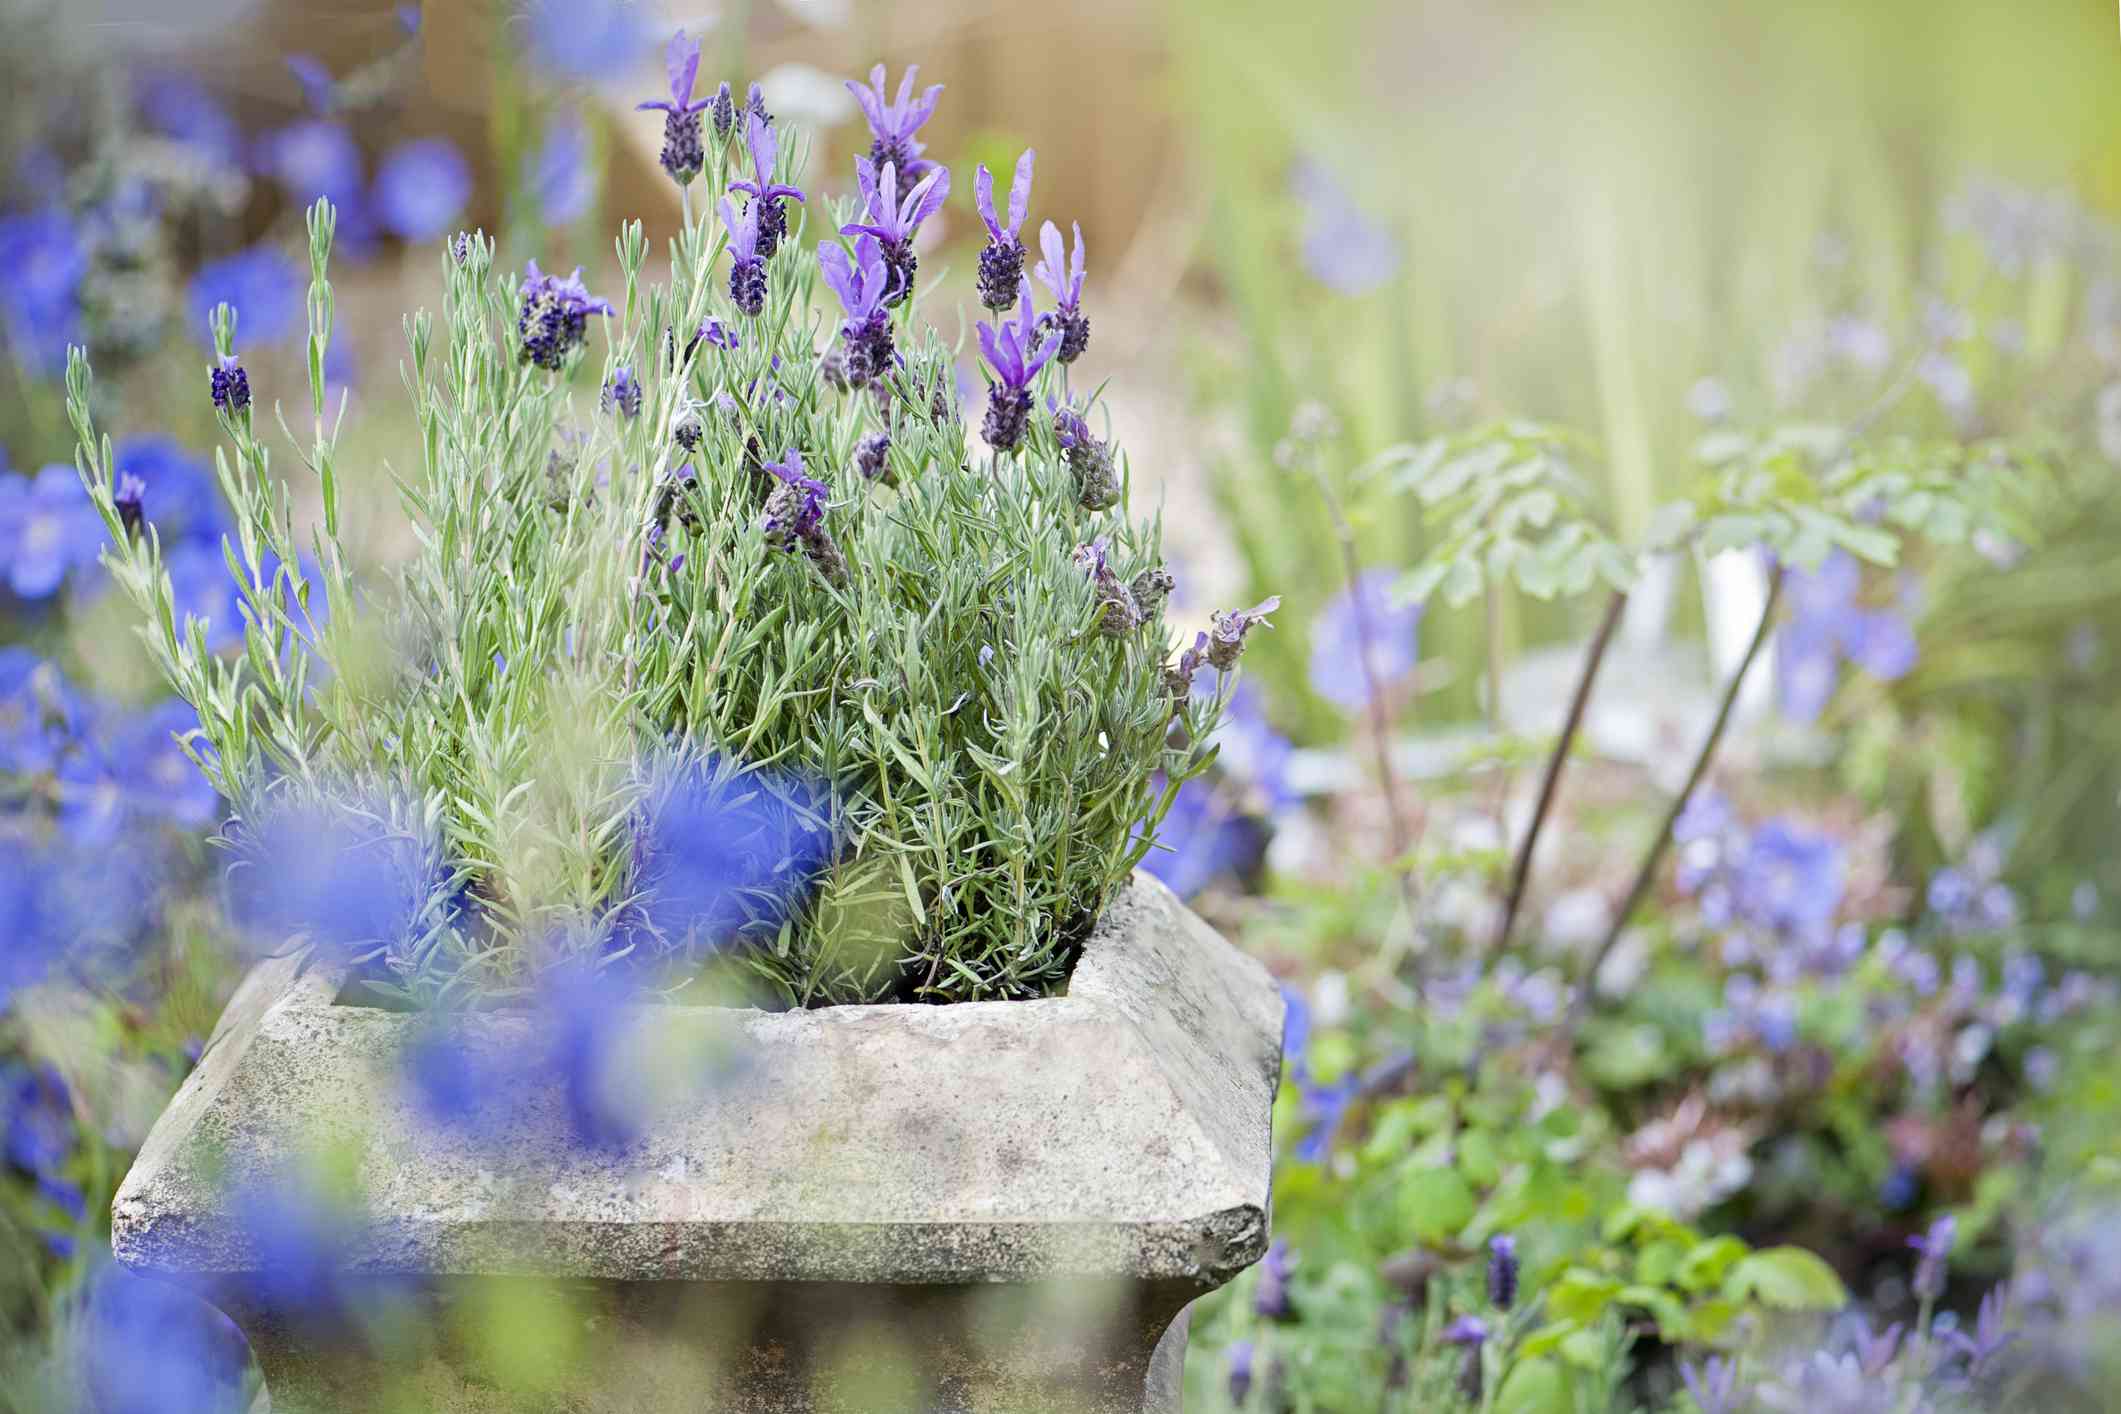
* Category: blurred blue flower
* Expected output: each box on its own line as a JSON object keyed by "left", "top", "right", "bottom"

{"left": 1734, "top": 818, "right": 1845, "bottom": 940}
{"left": 1139, "top": 776, "right": 1266, "bottom": 901}
{"left": 0, "top": 208, "right": 86, "bottom": 374}
{"left": 1777, "top": 551, "right": 1917, "bottom": 722}
{"left": 189, "top": 245, "right": 306, "bottom": 347}
{"left": 76, "top": 1262, "right": 252, "bottom": 1414}
{"left": 285, "top": 54, "right": 337, "bottom": 114}
{"left": 165, "top": 541, "right": 243, "bottom": 651}
{"left": 523, "top": 0, "right": 655, "bottom": 81}
{"left": 0, "top": 465, "right": 103, "bottom": 599}
{"left": 373, "top": 138, "right": 471, "bottom": 242}
{"left": 1294, "top": 1074, "right": 1357, "bottom": 1163}
{"left": 254, "top": 118, "right": 364, "bottom": 210}
{"left": 526, "top": 113, "right": 595, "bottom": 226}
{"left": 2, "top": 1062, "right": 73, "bottom": 1179}
{"left": 111, "top": 436, "right": 228, "bottom": 545}
{"left": 1290, "top": 159, "right": 1398, "bottom": 296}
{"left": 1308, "top": 569, "right": 1421, "bottom": 711}
{"left": 135, "top": 75, "right": 245, "bottom": 169}
{"left": 0, "top": 649, "right": 79, "bottom": 775}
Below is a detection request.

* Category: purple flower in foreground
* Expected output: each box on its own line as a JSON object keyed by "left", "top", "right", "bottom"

{"left": 1032, "top": 220, "right": 1090, "bottom": 363}
{"left": 210, "top": 353, "right": 250, "bottom": 417}
{"left": 1679, "top": 1356, "right": 1740, "bottom": 1414}
{"left": 842, "top": 157, "right": 950, "bottom": 308}
{"left": 855, "top": 431, "right": 892, "bottom": 483}
{"left": 819, "top": 236, "right": 895, "bottom": 388}
{"left": 1309, "top": 568, "right": 1421, "bottom": 710}
{"left": 1207, "top": 597, "right": 1281, "bottom": 672}
{"left": 600, "top": 365, "right": 642, "bottom": 419}
{"left": 515, "top": 260, "right": 612, "bottom": 369}
{"left": 974, "top": 149, "right": 1034, "bottom": 312}
{"left": 719, "top": 198, "right": 768, "bottom": 317}
{"left": 846, "top": 63, "right": 942, "bottom": 183}
{"left": 976, "top": 283, "right": 1061, "bottom": 451}
{"left": 0, "top": 466, "right": 101, "bottom": 599}
{"left": 372, "top": 139, "right": 471, "bottom": 241}
{"left": 637, "top": 30, "right": 711, "bottom": 185}
{"left": 1947, "top": 1285, "right": 2017, "bottom": 1371}
{"left": 1910, "top": 1214, "right": 1956, "bottom": 1302}
{"left": 1487, "top": 1234, "right": 1519, "bottom": 1309}
{"left": 727, "top": 111, "right": 805, "bottom": 259}
{"left": 79, "top": 1263, "right": 251, "bottom": 1414}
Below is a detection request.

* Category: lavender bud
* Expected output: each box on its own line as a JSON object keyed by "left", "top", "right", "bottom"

{"left": 1130, "top": 567, "right": 1175, "bottom": 619}
{"left": 1164, "top": 631, "right": 1207, "bottom": 703}
{"left": 976, "top": 238, "right": 1025, "bottom": 313}
{"left": 114, "top": 473, "right": 146, "bottom": 540}
{"left": 600, "top": 366, "right": 642, "bottom": 419}
{"left": 855, "top": 432, "right": 892, "bottom": 483}
{"left": 659, "top": 110, "right": 705, "bottom": 186}
{"left": 1206, "top": 596, "right": 1281, "bottom": 670}
{"left": 1225, "top": 1341, "right": 1254, "bottom": 1408}
{"left": 674, "top": 416, "right": 702, "bottom": 453}
{"left": 746, "top": 82, "right": 772, "bottom": 126}
{"left": 1487, "top": 1234, "right": 1518, "bottom": 1310}
{"left": 1910, "top": 1215, "right": 1956, "bottom": 1303}
{"left": 210, "top": 354, "right": 251, "bottom": 417}
{"left": 710, "top": 82, "right": 735, "bottom": 143}
{"left": 730, "top": 257, "right": 767, "bottom": 318}
{"left": 1253, "top": 1241, "right": 1294, "bottom": 1320}
{"left": 1073, "top": 540, "right": 1143, "bottom": 636}
{"left": 982, "top": 386, "right": 1033, "bottom": 454}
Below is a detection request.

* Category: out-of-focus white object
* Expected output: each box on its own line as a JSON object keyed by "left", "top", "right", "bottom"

{"left": 775, "top": 0, "right": 851, "bottom": 28}
{"left": 755, "top": 60, "right": 858, "bottom": 131}
{"left": 1701, "top": 547, "right": 1772, "bottom": 716}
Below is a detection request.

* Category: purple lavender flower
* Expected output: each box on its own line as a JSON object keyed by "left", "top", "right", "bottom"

{"left": 210, "top": 353, "right": 250, "bottom": 417}
{"left": 1910, "top": 1214, "right": 1956, "bottom": 1302}
{"left": 842, "top": 157, "right": 950, "bottom": 308}
{"left": 1947, "top": 1285, "right": 2017, "bottom": 1372}
{"left": 1776, "top": 550, "right": 1918, "bottom": 722}
{"left": 1442, "top": 1314, "right": 1489, "bottom": 1401}
{"left": 818, "top": 235, "right": 896, "bottom": 388}
{"left": 976, "top": 283, "right": 1061, "bottom": 452}
{"left": 1679, "top": 1356, "right": 1740, "bottom": 1414}
{"left": 1207, "top": 597, "right": 1282, "bottom": 672}
{"left": 1032, "top": 220, "right": 1089, "bottom": 363}
{"left": 846, "top": 64, "right": 943, "bottom": 183}
{"left": 720, "top": 197, "right": 768, "bottom": 317}
{"left": 746, "top": 82, "right": 772, "bottom": 127}
{"left": 727, "top": 111, "right": 806, "bottom": 259}
{"left": 709, "top": 82, "right": 736, "bottom": 144}
{"left": 515, "top": 260, "right": 613, "bottom": 369}
{"left": 637, "top": 30, "right": 712, "bottom": 186}
{"left": 855, "top": 431, "right": 892, "bottom": 483}
{"left": 1487, "top": 1234, "right": 1519, "bottom": 1309}
{"left": 760, "top": 449, "right": 847, "bottom": 586}
{"left": 113, "top": 473, "right": 147, "bottom": 540}
{"left": 1073, "top": 538, "right": 1143, "bottom": 636}
{"left": 1162, "top": 631, "right": 1210, "bottom": 704}
{"left": 1309, "top": 568, "right": 1421, "bottom": 711}
{"left": 974, "top": 149, "right": 1035, "bottom": 312}
{"left": 1226, "top": 1339, "right": 1255, "bottom": 1407}
{"left": 1254, "top": 1240, "right": 1294, "bottom": 1319}
{"left": 1050, "top": 397, "right": 1118, "bottom": 509}
{"left": 600, "top": 365, "right": 642, "bottom": 419}
{"left": 1734, "top": 818, "right": 1845, "bottom": 941}
{"left": 372, "top": 138, "right": 471, "bottom": 241}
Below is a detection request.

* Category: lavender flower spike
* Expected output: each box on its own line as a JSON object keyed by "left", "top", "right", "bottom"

{"left": 976, "top": 282, "right": 1062, "bottom": 452}
{"left": 846, "top": 64, "right": 942, "bottom": 182}
{"left": 1909, "top": 1214, "right": 1956, "bottom": 1302}
{"left": 709, "top": 82, "right": 736, "bottom": 143}
{"left": 818, "top": 236, "right": 895, "bottom": 388}
{"left": 1034, "top": 219, "right": 1090, "bottom": 363}
{"left": 516, "top": 261, "right": 614, "bottom": 370}
{"left": 1206, "top": 597, "right": 1281, "bottom": 671}
{"left": 975, "top": 149, "right": 1035, "bottom": 311}
{"left": 719, "top": 198, "right": 767, "bottom": 317}
{"left": 210, "top": 353, "right": 251, "bottom": 418}
{"left": 842, "top": 157, "right": 950, "bottom": 308}
{"left": 727, "top": 111, "right": 806, "bottom": 259}
{"left": 636, "top": 30, "right": 711, "bottom": 186}
{"left": 761, "top": 449, "right": 847, "bottom": 587}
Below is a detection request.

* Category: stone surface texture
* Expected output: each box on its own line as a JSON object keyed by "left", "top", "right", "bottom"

{"left": 114, "top": 873, "right": 1283, "bottom": 1413}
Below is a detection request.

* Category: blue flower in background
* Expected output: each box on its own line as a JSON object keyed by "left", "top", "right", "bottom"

{"left": 1290, "top": 159, "right": 1399, "bottom": 296}
{"left": 0, "top": 649, "right": 79, "bottom": 775}
{"left": 0, "top": 466, "right": 103, "bottom": 599}
{"left": 1776, "top": 550, "right": 1918, "bottom": 723}
{"left": 1309, "top": 569, "right": 1422, "bottom": 711}
{"left": 0, "top": 209, "right": 86, "bottom": 374}
{"left": 189, "top": 245, "right": 306, "bottom": 347}
{"left": 373, "top": 138, "right": 471, "bottom": 242}
{"left": 111, "top": 436, "right": 228, "bottom": 545}
{"left": 254, "top": 118, "right": 364, "bottom": 210}
{"left": 1139, "top": 775, "right": 1267, "bottom": 901}
{"left": 523, "top": 0, "right": 655, "bottom": 81}
{"left": 135, "top": 74, "right": 244, "bottom": 170}
{"left": 165, "top": 542, "right": 243, "bottom": 651}
{"left": 526, "top": 113, "right": 595, "bottom": 226}
{"left": 284, "top": 54, "right": 337, "bottom": 115}
{"left": 2, "top": 1062, "right": 73, "bottom": 1179}
{"left": 1734, "top": 817, "right": 1846, "bottom": 940}
{"left": 78, "top": 1262, "right": 252, "bottom": 1414}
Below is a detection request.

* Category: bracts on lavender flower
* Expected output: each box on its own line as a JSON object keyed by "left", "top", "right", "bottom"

{"left": 210, "top": 352, "right": 251, "bottom": 418}
{"left": 517, "top": 261, "right": 613, "bottom": 370}
{"left": 1034, "top": 219, "right": 1090, "bottom": 364}
{"left": 818, "top": 235, "right": 895, "bottom": 389}
{"left": 1207, "top": 596, "right": 1281, "bottom": 671}
{"left": 855, "top": 432, "right": 892, "bottom": 485}
{"left": 842, "top": 157, "right": 949, "bottom": 309}
{"left": 1073, "top": 539, "right": 1142, "bottom": 636}
{"left": 746, "top": 82, "right": 772, "bottom": 126}
{"left": 728, "top": 111, "right": 805, "bottom": 259}
{"left": 709, "top": 82, "right": 736, "bottom": 144}
{"left": 720, "top": 198, "right": 768, "bottom": 318}
{"left": 760, "top": 449, "right": 847, "bottom": 587}
{"left": 975, "top": 149, "right": 1035, "bottom": 312}
{"left": 637, "top": 31, "right": 712, "bottom": 186}
{"left": 1130, "top": 566, "right": 1175, "bottom": 618}
{"left": 601, "top": 366, "right": 642, "bottom": 419}
{"left": 1163, "top": 631, "right": 1208, "bottom": 702}
{"left": 846, "top": 63, "right": 942, "bottom": 183}
{"left": 1052, "top": 397, "right": 1118, "bottom": 509}
{"left": 977, "top": 283, "right": 1062, "bottom": 453}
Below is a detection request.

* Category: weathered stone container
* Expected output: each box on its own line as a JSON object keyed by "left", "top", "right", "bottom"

{"left": 112, "top": 874, "right": 1283, "bottom": 1413}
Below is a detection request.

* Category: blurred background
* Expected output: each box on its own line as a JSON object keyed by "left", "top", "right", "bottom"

{"left": 3, "top": 0, "right": 2121, "bottom": 1409}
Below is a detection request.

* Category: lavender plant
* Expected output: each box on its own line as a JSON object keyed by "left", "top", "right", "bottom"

{"left": 61, "top": 49, "right": 1251, "bottom": 1009}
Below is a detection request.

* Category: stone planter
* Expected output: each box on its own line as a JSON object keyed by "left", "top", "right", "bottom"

{"left": 112, "top": 874, "right": 1283, "bottom": 1413}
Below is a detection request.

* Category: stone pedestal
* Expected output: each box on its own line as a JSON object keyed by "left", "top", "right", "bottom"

{"left": 114, "top": 875, "right": 1283, "bottom": 1413}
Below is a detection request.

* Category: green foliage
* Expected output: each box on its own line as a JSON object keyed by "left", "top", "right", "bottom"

{"left": 65, "top": 181, "right": 1227, "bottom": 1007}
